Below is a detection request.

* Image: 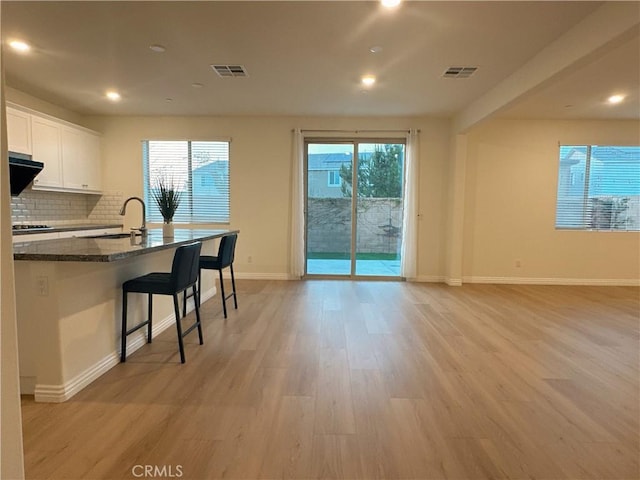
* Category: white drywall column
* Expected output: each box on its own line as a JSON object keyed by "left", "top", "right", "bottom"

{"left": 454, "top": 2, "right": 640, "bottom": 133}
{"left": 0, "top": 45, "right": 26, "bottom": 479}
{"left": 445, "top": 134, "right": 467, "bottom": 286}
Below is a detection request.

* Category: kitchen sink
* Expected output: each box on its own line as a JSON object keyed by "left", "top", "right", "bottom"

{"left": 87, "top": 233, "right": 133, "bottom": 239}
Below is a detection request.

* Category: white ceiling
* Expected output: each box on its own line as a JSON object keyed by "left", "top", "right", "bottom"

{"left": 500, "top": 31, "right": 640, "bottom": 120}
{"left": 1, "top": 1, "right": 638, "bottom": 122}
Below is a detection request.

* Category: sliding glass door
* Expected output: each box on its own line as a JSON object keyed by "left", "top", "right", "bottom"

{"left": 305, "top": 140, "right": 405, "bottom": 277}
{"left": 305, "top": 143, "right": 354, "bottom": 275}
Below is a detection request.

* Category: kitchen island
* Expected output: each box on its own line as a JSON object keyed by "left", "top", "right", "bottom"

{"left": 14, "top": 228, "right": 238, "bottom": 402}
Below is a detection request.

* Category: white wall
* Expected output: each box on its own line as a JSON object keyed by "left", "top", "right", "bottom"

{"left": 87, "top": 115, "right": 451, "bottom": 280}
{"left": 462, "top": 118, "right": 640, "bottom": 284}
{"left": 8, "top": 87, "right": 639, "bottom": 284}
{"left": 1, "top": 65, "right": 26, "bottom": 479}
{"left": 5, "top": 86, "right": 85, "bottom": 126}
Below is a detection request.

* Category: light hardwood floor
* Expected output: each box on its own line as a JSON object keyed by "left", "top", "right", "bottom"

{"left": 21, "top": 281, "right": 639, "bottom": 480}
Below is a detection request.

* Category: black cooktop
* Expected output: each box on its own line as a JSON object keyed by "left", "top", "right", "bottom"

{"left": 12, "top": 224, "right": 52, "bottom": 230}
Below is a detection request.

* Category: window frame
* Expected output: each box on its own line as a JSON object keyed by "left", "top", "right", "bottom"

{"left": 142, "top": 139, "right": 231, "bottom": 225}
{"left": 327, "top": 170, "right": 341, "bottom": 187}
{"left": 555, "top": 144, "right": 639, "bottom": 232}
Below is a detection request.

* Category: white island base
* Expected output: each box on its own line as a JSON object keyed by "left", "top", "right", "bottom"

{"left": 14, "top": 232, "right": 228, "bottom": 402}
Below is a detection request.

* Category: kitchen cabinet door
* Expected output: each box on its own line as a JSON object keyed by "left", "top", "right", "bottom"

{"left": 10, "top": 104, "right": 103, "bottom": 194}
{"left": 60, "top": 127, "right": 84, "bottom": 190}
{"left": 83, "top": 132, "right": 102, "bottom": 192}
{"left": 31, "top": 116, "right": 63, "bottom": 189}
{"left": 7, "top": 107, "right": 32, "bottom": 155}
{"left": 61, "top": 126, "right": 102, "bottom": 193}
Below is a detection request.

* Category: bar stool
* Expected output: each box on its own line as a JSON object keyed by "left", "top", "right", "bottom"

{"left": 121, "top": 242, "right": 203, "bottom": 363}
{"left": 190, "top": 234, "right": 238, "bottom": 318}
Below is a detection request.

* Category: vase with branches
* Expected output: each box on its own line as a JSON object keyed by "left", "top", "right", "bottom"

{"left": 153, "top": 177, "right": 182, "bottom": 237}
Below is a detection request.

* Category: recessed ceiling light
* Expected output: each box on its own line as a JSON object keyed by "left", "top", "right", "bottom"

{"left": 9, "top": 40, "right": 31, "bottom": 52}
{"left": 369, "top": 46, "right": 383, "bottom": 54}
{"left": 361, "top": 75, "right": 376, "bottom": 87}
{"left": 105, "top": 91, "right": 121, "bottom": 102}
{"left": 149, "top": 44, "right": 166, "bottom": 53}
{"left": 607, "top": 94, "right": 625, "bottom": 104}
{"left": 165, "top": 98, "right": 173, "bottom": 103}
{"left": 192, "top": 82, "right": 204, "bottom": 88}
{"left": 381, "top": 0, "right": 401, "bottom": 8}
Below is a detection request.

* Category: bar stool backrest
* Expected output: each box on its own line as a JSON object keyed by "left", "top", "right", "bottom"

{"left": 218, "top": 234, "right": 238, "bottom": 268}
{"left": 170, "top": 242, "right": 202, "bottom": 292}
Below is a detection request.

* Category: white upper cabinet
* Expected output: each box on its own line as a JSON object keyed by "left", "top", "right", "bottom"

{"left": 59, "top": 126, "right": 102, "bottom": 193}
{"left": 7, "top": 107, "right": 32, "bottom": 155}
{"left": 60, "top": 127, "right": 84, "bottom": 190}
{"left": 82, "top": 131, "right": 102, "bottom": 192}
{"left": 7, "top": 104, "right": 103, "bottom": 194}
{"left": 31, "top": 116, "right": 63, "bottom": 189}
{"left": 60, "top": 125, "right": 101, "bottom": 192}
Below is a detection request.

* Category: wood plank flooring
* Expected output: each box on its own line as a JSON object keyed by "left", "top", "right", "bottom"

{"left": 20, "top": 281, "right": 640, "bottom": 480}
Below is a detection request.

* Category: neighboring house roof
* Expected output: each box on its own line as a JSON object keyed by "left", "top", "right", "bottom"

{"left": 308, "top": 153, "right": 352, "bottom": 171}
{"left": 561, "top": 146, "right": 639, "bottom": 165}
{"left": 192, "top": 160, "right": 229, "bottom": 175}
{"left": 561, "top": 146, "right": 640, "bottom": 196}
{"left": 308, "top": 152, "right": 374, "bottom": 171}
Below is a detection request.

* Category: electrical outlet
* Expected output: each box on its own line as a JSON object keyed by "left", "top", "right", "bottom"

{"left": 36, "top": 276, "right": 49, "bottom": 296}
{"left": 515, "top": 259, "right": 522, "bottom": 268}
{"left": 247, "top": 255, "right": 253, "bottom": 264}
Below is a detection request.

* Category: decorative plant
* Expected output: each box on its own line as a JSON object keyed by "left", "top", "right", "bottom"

{"left": 153, "top": 177, "right": 182, "bottom": 223}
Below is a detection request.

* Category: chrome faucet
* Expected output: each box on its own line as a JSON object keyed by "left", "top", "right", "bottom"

{"left": 119, "top": 197, "right": 147, "bottom": 236}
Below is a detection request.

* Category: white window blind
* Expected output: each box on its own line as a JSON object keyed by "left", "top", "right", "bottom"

{"left": 555, "top": 145, "right": 639, "bottom": 231}
{"left": 143, "top": 140, "right": 230, "bottom": 223}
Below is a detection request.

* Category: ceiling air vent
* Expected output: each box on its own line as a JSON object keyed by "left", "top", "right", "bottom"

{"left": 211, "top": 65, "right": 249, "bottom": 78}
{"left": 442, "top": 66, "right": 478, "bottom": 79}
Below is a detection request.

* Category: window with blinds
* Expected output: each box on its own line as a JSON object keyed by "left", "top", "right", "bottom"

{"left": 555, "top": 145, "right": 639, "bottom": 231}
{"left": 143, "top": 140, "right": 230, "bottom": 224}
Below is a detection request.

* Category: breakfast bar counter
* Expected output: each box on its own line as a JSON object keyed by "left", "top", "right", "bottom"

{"left": 14, "top": 228, "right": 237, "bottom": 262}
{"left": 13, "top": 228, "right": 237, "bottom": 402}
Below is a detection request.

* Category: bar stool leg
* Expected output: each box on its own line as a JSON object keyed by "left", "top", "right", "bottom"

{"left": 230, "top": 264, "right": 238, "bottom": 309}
{"left": 173, "top": 294, "right": 186, "bottom": 363}
{"left": 193, "top": 285, "right": 203, "bottom": 345}
{"left": 147, "top": 293, "right": 153, "bottom": 343}
{"left": 121, "top": 290, "right": 128, "bottom": 362}
{"left": 182, "top": 269, "right": 202, "bottom": 316}
{"left": 219, "top": 269, "right": 227, "bottom": 318}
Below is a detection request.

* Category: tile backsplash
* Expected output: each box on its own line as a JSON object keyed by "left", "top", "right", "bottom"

{"left": 11, "top": 190, "right": 124, "bottom": 226}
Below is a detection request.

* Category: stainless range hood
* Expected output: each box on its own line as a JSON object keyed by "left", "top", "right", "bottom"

{"left": 8, "top": 152, "right": 43, "bottom": 196}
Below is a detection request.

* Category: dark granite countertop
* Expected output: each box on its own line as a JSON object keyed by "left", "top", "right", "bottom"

{"left": 14, "top": 228, "right": 238, "bottom": 262}
{"left": 12, "top": 224, "right": 123, "bottom": 236}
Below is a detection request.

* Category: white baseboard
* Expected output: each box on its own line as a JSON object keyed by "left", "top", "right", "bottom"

{"left": 220, "top": 273, "right": 639, "bottom": 287}
{"left": 34, "top": 352, "right": 120, "bottom": 402}
{"left": 32, "top": 287, "right": 216, "bottom": 403}
{"left": 233, "top": 272, "right": 296, "bottom": 280}
{"left": 413, "top": 275, "right": 445, "bottom": 283}
{"left": 463, "top": 276, "right": 640, "bottom": 286}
